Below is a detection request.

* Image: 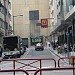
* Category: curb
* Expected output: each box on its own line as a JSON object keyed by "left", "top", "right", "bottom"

{"left": 49, "top": 48, "right": 61, "bottom": 58}
{"left": 48, "top": 48, "right": 69, "bottom": 64}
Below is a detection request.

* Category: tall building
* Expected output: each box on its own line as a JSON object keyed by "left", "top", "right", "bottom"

{"left": 49, "top": 0, "right": 61, "bottom": 42}
{"left": 64, "top": 0, "right": 75, "bottom": 46}
{"left": 12, "top": 0, "right": 50, "bottom": 46}
{"left": 0, "top": 0, "right": 12, "bottom": 46}
{"left": 49, "top": 0, "right": 75, "bottom": 46}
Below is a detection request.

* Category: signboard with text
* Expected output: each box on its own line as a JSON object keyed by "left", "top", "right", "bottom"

{"left": 30, "top": 36, "right": 43, "bottom": 45}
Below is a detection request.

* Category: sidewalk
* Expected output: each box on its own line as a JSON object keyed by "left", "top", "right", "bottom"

{"left": 48, "top": 46, "right": 75, "bottom": 58}
{"left": 48, "top": 47, "right": 68, "bottom": 58}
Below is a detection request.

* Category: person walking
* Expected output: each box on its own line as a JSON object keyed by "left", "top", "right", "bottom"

{"left": 53, "top": 42, "right": 56, "bottom": 50}
{"left": 64, "top": 43, "right": 67, "bottom": 53}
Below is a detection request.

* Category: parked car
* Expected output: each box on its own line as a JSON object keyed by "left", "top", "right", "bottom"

{"left": 35, "top": 43, "right": 44, "bottom": 51}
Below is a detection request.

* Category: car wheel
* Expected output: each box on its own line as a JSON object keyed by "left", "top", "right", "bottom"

{"left": 35, "top": 49, "right": 37, "bottom": 50}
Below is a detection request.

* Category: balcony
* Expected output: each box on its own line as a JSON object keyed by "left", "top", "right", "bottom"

{"left": 65, "top": 6, "right": 75, "bottom": 21}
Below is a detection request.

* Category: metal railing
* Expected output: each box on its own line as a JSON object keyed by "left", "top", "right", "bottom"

{"left": 34, "top": 67, "right": 75, "bottom": 75}
{"left": 0, "top": 69, "right": 29, "bottom": 75}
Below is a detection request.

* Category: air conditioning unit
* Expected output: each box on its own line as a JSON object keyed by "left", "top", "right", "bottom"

{"left": 69, "top": 5, "right": 73, "bottom": 11}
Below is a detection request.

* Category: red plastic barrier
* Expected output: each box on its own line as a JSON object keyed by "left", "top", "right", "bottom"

{"left": 58, "top": 56, "right": 75, "bottom": 67}
{"left": 0, "top": 58, "right": 56, "bottom": 71}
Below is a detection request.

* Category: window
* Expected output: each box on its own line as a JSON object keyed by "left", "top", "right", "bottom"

{"left": 57, "top": 5, "right": 58, "bottom": 9}
{"left": 0, "top": 7, "right": 7, "bottom": 16}
{"left": 58, "top": 1, "right": 60, "bottom": 6}
{"left": 8, "top": 0, "right": 11, "bottom": 9}
{"left": 0, "top": 19, "right": 3, "bottom": 28}
{"left": 59, "top": 12, "right": 60, "bottom": 15}
{"left": 4, "top": 22, "right": 8, "bottom": 30}
{"left": 8, "top": 12, "right": 11, "bottom": 20}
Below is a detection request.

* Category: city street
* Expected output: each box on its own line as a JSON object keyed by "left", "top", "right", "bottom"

{"left": 0, "top": 0, "right": 75, "bottom": 75}
{"left": 21, "top": 46, "right": 59, "bottom": 59}
{"left": 0, "top": 46, "right": 73, "bottom": 75}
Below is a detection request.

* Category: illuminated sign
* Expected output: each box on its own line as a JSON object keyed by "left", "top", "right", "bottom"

{"left": 41, "top": 19, "right": 48, "bottom": 28}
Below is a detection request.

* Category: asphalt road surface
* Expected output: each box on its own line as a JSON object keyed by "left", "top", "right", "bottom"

{"left": 0, "top": 46, "right": 73, "bottom": 75}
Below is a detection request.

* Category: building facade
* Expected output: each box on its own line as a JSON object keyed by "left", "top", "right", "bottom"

{"left": 49, "top": 0, "right": 75, "bottom": 46}
{"left": 12, "top": 0, "right": 50, "bottom": 46}
{"left": 0, "top": 0, "right": 12, "bottom": 46}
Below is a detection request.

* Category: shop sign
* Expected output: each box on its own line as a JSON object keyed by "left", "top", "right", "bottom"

{"left": 41, "top": 19, "right": 48, "bottom": 28}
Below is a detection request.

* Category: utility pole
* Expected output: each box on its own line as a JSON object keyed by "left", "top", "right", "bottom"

{"left": 13, "top": 15, "right": 23, "bottom": 35}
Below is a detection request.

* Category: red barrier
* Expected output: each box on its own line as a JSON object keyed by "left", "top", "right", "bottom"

{"left": 58, "top": 56, "right": 75, "bottom": 67}
{"left": 34, "top": 67, "right": 75, "bottom": 75}
{"left": 0, "top": 69, "right": 29, "bottom": 75}
{"left": 0, "top": 58, "right": 56, "bottom": 71}
{"left": 58, "top": 56, "right": 75, "bottom": 75}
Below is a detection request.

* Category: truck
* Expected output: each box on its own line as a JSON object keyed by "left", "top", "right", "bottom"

{"left": 30, "top": 35, "right": 43, "bottom": 46}
{"left": 2, "top": 35, "right": 23, "bottom": 59}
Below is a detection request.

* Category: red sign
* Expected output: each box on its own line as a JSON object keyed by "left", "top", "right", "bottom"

{"left": 41, "top": 19, "right": 48, "bottom": 28}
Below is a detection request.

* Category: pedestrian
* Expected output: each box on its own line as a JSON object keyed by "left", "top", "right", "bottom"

{"left": 53, "top": 42, "right": 56, "bottom": 50}
{"left": 64, "top": 43, "right": 67, "bottom": 53}
{"left": 56, "top": 41, "right": 59, "bottom": 47}
{"left": 73, "top": 44, "right": 75, "bottom": 51}
{"left": 47, "top": 41, "right": 50, "bottom": 47}
{"left": 0, "top": 46, "right": 2, "bottom": 57}
{"left": 70, "top": 43, "right": 72, "bottom": 52}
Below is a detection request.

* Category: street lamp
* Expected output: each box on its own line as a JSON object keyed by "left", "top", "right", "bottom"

{"left": 13, "top": 15, "right": 23, "bottom": 34}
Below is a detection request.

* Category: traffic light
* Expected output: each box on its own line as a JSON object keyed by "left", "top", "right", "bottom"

{"left": 0, "top": 1, "right": 3, "bottom": 7}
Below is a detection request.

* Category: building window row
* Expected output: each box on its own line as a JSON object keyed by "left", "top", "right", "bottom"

{"left": 0, "top": 18, "right": 4, "bottom": 29}
{"left": 50, "top": 0, "right": 53, "bottom": 6}
{"left": 0, "top": 0, "right": 11, "bottom": 19}
{"left": 8, "top": 12, "right": 11, "bottom": 19}
{"left": 57, "top": 0, "right": 61, "bottom": 9}
{"left": 8, "top": 0, "right": 11, "bottom": 10}
{"left": 0, "top": 6, "right": 7, "bottom": 16}
{"left": 0, "top": 18, "right": 10, "bottom": 30}
{"left": 9, "top": 25, "right": 12, "bottom": 31}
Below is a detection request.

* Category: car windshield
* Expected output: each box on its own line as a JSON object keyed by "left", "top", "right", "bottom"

{"left": 36, "top": 43, "right": 42, "bottom": 46}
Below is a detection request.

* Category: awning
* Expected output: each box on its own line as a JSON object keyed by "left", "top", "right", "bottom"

{"left": 65, "top": 6, "right": 75, "bottom": 21}
{"left": 50, "top": 20, "right": 71, "bottom": 35}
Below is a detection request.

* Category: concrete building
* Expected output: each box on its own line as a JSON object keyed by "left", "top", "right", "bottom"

{"left": 49, "top": 0, "right": 61, "bottom": 42}
{"left": 49, "top": 0, "right": 75, "bottom": 46}
{"left": 0, "top": 0, "right": 12, "bottom": 46}
{"left": 12, "top": 0, "right": 50, "bottom": 46}
{"left": 64, "top": 0, "right": 75, "bottom": 46}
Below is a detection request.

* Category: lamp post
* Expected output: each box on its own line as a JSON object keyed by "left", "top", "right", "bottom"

{"left": 13, "top": 15, "right": 23, "bottom": 34}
